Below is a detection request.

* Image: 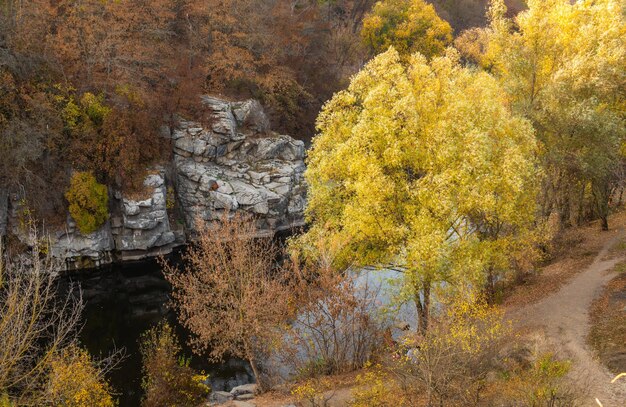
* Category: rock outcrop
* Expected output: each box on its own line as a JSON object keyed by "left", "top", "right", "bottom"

{"left": 49, "top": 222, "right": 115, "bottom": 269}
{"left": 4, "top": 96, "right": 306, "bottom": 269}
{"left": 173, "top": 96, "right": 306, "bottom": 236}
{"left": 111, "top": 171, "right": 181, "bottom": 261}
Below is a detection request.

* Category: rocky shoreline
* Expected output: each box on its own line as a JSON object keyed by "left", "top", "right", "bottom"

{"left": 0, "top": 96, "right": 306, "bottom": 270}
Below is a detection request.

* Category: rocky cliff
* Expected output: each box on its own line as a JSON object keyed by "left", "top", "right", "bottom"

{"left": 0, "top": 96, "right": 306, "bottom": 269}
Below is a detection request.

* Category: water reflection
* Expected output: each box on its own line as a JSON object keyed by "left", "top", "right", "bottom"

{"left": 59, "top": 255, "right": 252, "bottom": 407}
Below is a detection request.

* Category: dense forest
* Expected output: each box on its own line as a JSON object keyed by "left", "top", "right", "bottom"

{"left": 0, "top": 0, "right": 529, "bottom": 220}
{"left": 1, "top": 0, "right": 625, "bottom": 406}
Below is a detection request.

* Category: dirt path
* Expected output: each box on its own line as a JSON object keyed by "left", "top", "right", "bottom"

{"left": 509, "top": 228, "right": 626, "bottom": 406}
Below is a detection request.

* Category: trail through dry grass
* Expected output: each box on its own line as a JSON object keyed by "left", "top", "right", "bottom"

{"left": 508, "top": 214, "right": 626, "bottom": 406}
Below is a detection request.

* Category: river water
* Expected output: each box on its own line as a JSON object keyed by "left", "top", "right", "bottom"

{"left": 59, "top": 255, "right": 253, "bottom": 407}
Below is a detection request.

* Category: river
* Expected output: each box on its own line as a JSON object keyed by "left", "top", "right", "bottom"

{"left": 59, "top": 255, "right": 253, "bottom": 407}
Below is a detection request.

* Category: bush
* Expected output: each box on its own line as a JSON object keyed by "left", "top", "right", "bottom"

{"left": 500, "top": 353, "right": 579, "bottom": 407}
{"left": 46, "top": 345, "right": 115, "bottom": 407}
{"left": 291, "top": 377, "right": 334, "bottom": 407}
{"left": 140, "top": 322, "right": 210, "bottom": 407}
{"left": 350, "top": 363, "right": 404, "bottom": 407}
{"left": 163, "top": 213, "right": 292, "bottom": 391}
{"left": 281, "top": 259, "right": 389, "bottom": 378}
{"left": 389, "top": 294, "right": 510, "bottom": 406}
{"left": 65, "top": 172, "right": 109, "bottom": 234}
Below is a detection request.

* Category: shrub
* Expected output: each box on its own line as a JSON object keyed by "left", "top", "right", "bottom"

{"left": 281, "top": 262, "right": 389, "bottom": 378}
{"left": 291, "top": 377, "right": 334, "bottom": 407}
{"left": 350, "top": 363, "right": 404, "bottom": 407}
{"left": 389, "top": 294, "right": 511, "bottom": 406}
{"left": 140, "top": 322, "right": 210, "bottom": 407}
{"left": 163, "top": 213, "right": 292, "bottom": 391}
{"left": 46, "top": 345, "right": 115, "bottom": 407}
{"left": 0, "top": 228, "right": 84, "bottom": 406}
{"left": 501, "top": 353, "right": 579, "bottom": 407}
{"left": 65, "top": 172, "right": 109, "bottom": 234}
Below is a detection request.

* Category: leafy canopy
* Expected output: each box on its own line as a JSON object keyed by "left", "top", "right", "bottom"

{"left": 471, "top": 0, "right": 626, "bottom": 227}
{"left": 361, "top": 0, "right": 453, "bottom": 57}
{"left": 303, "top": 47, "right": 538, "bottom": 303}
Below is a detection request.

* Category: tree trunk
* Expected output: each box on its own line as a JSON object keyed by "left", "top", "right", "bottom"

{"left": 415, "top": 278, "right": 431, "bottom": 334}
{"left": 601, "top": 215, "right": 609, "bottom": 231}
{"left": 485, "top": 267, "right": 496, "bottom": 305}
{"left": 244, "top": 340, "right": 264, "bottom": 392}
{"left": 248, "top": 356, "right": 264, "bottom": 392}
{"left": 592, "top": 179, "right": 610, "bottom": 231}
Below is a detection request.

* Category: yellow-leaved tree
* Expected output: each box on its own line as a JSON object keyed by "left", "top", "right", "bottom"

{"left": 463, "top": 0, "right": 626, "bottom": 230}
{"left": 302, "top": 47, "right": 538, "bottom": 332}
{"left": 361, "top": 0, "right": 453, "bottom": 58}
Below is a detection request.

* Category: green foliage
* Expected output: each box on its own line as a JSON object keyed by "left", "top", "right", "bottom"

{"left": 61, "top": 92, "right": 110, "bottom": 133}
{"left": 302, "top": 47, "right": 538, "bottom": 329}
{"left": 140, "top": 322, "right": 210, "bottom": 407}
{"left": 65, "top": 172, "right": 109, "bottom": 234}
{"left": 361, "top": 0, "right": 452, "bottom": 57}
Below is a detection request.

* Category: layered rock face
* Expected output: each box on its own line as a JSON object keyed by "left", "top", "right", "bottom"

{"left": 173, "top": 97, "right": 306, "bottom": 236}
{"left": 0, "top": 97, "right": 306, "bottom": 269}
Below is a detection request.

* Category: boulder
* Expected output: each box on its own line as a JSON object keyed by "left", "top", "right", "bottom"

{"left": 49, "top": 221, "right": 115, "bottom": 266}
{"left": 230, "top": 383, "right": 257, "bottom": 397}
{"left": 210, "top": 390, "right": 234, "bottom": 403}
{"left": 231, "top": 99, "right": 270, "bottom": 134}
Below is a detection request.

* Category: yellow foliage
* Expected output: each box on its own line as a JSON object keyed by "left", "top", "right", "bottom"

{"left": 304, "top": 46, "right": 539, "bottom": 309}
{"left": 47, "top": 346, "right": 115, "bottom": 407}
{"left": 443, "top": 292, "right": 510, "bottom": 354}
{"left": 65, "top": 172, "right": 109, "bottom": 234}
{"left": 291, "top": 377, "right": 333, "bottom": 407}
{"left": 361, "top": 0, "right": 452, "bottom": 57}
{"left": 350, "top": 363, "right": 404, "bottom": 407}
{"left": 499, "top": 352, "right": 576, "bottom": 405}
{"left": 478, "top": 0, "right": 626, "bottom": 226}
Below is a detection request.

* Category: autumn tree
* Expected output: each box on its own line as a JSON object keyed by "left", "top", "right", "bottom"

{"left": 360, "top": 0, "right": 452, "bottom": 57}
{"left": 140, "top": 322, "right": 209, "bottom": 407}
{"left": 0, "top": 227, "right": 118, "bottom": 405}
{"left": 302, "top": 48, "right": 538, "bottom": 332}
{"left": 284, "top": 234, "right": 389, "bottom": 377}
{"left": 163, "top": 213, "right": 292, "bottom": 390}
{"left": 467, "top": 0, "right": 626, "bottom": 230}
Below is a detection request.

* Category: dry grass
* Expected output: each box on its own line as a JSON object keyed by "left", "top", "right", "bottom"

{"left": 588, "top": 263, "right": 626, "bottom": 375}
{"left": 503, "top": 210, "right": 626, "bottom": 309}
{"left": 252, "top": 372, "right": 359, "bottom": 407}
